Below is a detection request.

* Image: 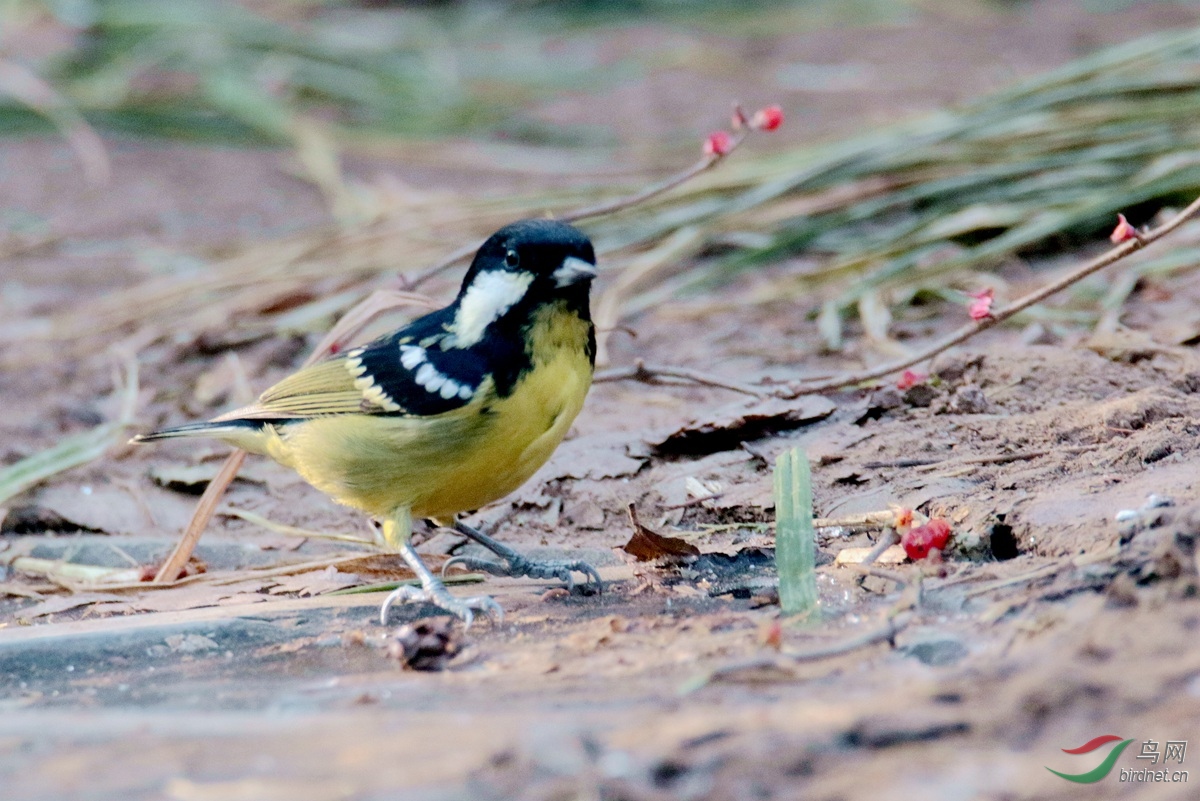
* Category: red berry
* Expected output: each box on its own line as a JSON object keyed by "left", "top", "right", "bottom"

{"left": 924, "top": 519, "right": 952, "bottom": 550}
{"left": 901, "top": 527, "right": 931, "bottom": 560}
{"left": 704, "top": 130, "right": 733, "bottom": 157}
{"left": 902, "top": 519, "right": 952, "bottom": 561}
{"left": 751, "top": 105, "right": 784, "bottom": 131}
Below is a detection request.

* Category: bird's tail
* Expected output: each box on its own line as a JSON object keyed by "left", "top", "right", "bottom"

{"left": 129, "top": 419, "right": 265, "bottom": 446}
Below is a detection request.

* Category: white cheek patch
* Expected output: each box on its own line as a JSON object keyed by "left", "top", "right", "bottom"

{"left": 450, "top": 270, "right": 533, "bottom": 348}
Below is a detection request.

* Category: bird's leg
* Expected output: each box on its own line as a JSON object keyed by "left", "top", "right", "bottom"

{"left": 378, "top": 510, "right": 503, "bottom": 628}
{"left": 442, "top": 519, "right": 602, "bottom": 592}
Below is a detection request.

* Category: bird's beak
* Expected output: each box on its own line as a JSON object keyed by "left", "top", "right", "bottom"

{"left": 553, "top": 256, "right": 598, "bottom": 288}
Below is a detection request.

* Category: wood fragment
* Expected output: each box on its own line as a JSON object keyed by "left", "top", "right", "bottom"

{"left": 682, "top": 612, "right": 913, "bottom": 691}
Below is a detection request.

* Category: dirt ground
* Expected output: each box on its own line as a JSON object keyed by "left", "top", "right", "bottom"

{"left": 4, "top": 2, "right": 1200, "bottom": 800}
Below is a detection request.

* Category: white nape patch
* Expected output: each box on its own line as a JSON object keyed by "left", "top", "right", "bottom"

{"left": 398, "top": 341, "right": 475, "bottom": 402}
{"left": 450, "top": 269, "right": 533, "bottom": 348}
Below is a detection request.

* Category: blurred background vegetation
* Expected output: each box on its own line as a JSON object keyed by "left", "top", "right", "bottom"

{"left": 0, "top": 0, "right": 920, "bottom": 144}
{"left": 4, "top": 0, "right": 1200, "bottom": 355}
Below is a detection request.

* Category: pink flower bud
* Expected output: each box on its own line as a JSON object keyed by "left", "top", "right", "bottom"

{"left": 967, "top": 288, "right": 994, "bottom": 321}
{"left": 750, "top": 105, "right": 784, "bottom": 131}
{"left": 703, "top": 130, "right": 733, "bottom": 157}
{"left": 896, "top": 369, "right": 927, "bottom": 390}
{"left": 1109, "top": 213, "right": 1138, "bottom": 243}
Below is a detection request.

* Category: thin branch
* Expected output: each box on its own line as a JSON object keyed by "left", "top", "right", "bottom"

{"left": 403, "top": 128, "right": 751, "bottom": 291}
{"left": 845, "top": 564, "right": 911, "bottom": 587}
{"left": 962, "top": 562, "right": 1065, "bottom": 599}
{"left": 860, "top": 529, "right": 900, "bottom": 566}
{"left": 594, "top": 359, "right": 764, "bottom": 397}
{"left": 152, "top": 449, "right": 246, "bottom": 583}
{"left": 401, "top": 240, "right": 481, "bottom": 292}
{"left": 784, "top": 193, "right": 1200, "bottom": 397}
{"left": 303, "top": 289, "right": 437, "bottom": 366}
{"left": 557, "top": 141, "right": 747, "bottom": 225}
{"left": 682, "top": 612, "right": 912, "bottom": 691}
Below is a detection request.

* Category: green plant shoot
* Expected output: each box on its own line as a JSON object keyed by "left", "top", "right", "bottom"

{"left": 774, "top": 447, "right": 819, "bottom": 617}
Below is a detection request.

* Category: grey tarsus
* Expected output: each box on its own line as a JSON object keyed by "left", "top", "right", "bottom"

{"left": 380, "top": 539, "right": 503, "bottom": 628}
{"left": 441, "top": 519, "right": 603, "bottom": 592}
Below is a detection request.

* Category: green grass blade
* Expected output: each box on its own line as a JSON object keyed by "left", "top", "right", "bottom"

{"left": 0, "top": 357, "right": 138, "bottom": 507}
{"left": 774, "top": 447, "right": 818, "bottom": 617}
{"left": 0, "top": 422, "right": 124, "bottom": 507}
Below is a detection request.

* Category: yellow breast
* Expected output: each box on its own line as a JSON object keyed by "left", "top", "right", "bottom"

{"left": 265, "top": 302, "right": 593, "bottom": 521}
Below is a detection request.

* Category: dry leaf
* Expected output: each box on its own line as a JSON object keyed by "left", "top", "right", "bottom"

{"left": 621, "top": 504, "right": 700, "bottom": 562}
{"left": 266, "top": 568, "right": 359, "bottom": 597}
{"left": 535, "top": 431, "right": 648, "bottom": 481}
{"left": 21, "top": 593, "right": 125, "bottom": 619}
{"left": 650, "top": 395, "right": 836, "bottom": 456}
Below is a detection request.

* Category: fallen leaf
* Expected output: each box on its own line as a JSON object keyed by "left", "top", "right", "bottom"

{"left": 650, "top": 395, "right": 836, "bottom": 456}
{"left": 621, "top": 504, "right": 700, "bottom": 562}
{"left": 535, "top": 431, "right": 649, "bottom": 481}
{"left": 149, "top": 463, "right": 264, "bottom": 495}
{"left": 266, "top": 568, "right": 359, "bottom": 596}
{"left": 21, "top": 593, "right": 125, "bottom": 619}
{"left": 1, "top": 504, "right": 102, "bottom": 534}
{"left": 334, "top": 553, "right": 426, "bottom": 579}
{"left": 124, "top": 583, "right": 262, "bottom": 614}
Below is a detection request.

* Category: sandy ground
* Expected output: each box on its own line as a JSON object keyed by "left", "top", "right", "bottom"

{"left": 4, "top": 2, "right": 1200, "bottom": 799}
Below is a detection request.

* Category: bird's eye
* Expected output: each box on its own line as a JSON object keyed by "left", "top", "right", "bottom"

{"left": 505, "top": 249, "right": 520, "bottom": 268}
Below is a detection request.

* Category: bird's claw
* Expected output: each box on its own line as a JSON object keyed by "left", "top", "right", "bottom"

{"left": 442, "top": 552, "right": 602, "bottom": 593}
{"left": 379, "top": 583, "right": 504, "bottom": 629}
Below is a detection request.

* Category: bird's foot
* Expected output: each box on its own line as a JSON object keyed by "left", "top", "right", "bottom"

{"left": 379, "top": 583, "right": 503, "bottom": 629}
{"left": 443, "top": 521, "right": 602, "bottom": 592}
{"left": 379, "top": 537, "right": 504, "bottom": 628}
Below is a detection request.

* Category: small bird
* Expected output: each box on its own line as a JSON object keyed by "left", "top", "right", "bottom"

{"left": 132, "top": 219, "right": 601, "bottom": 625}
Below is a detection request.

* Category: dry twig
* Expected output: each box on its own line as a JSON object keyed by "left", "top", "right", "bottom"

{"left": 681, "top": 612, "right": 912, "bottom": 692}
{"left": 594, "top": 359, "right": 763, "bottom": 397}
{"left": 403, "top": 126, "right": 752, "bottom": 291}
{"left": 860, "top": 529, "right": 901, "bottom": 567}
{"left": 783, "top": 194, "right": 1200, "bottom": 397}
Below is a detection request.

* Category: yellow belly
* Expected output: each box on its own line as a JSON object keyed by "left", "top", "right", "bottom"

{"left": 262, "top": 305, "right": 592, "bottom": 521}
